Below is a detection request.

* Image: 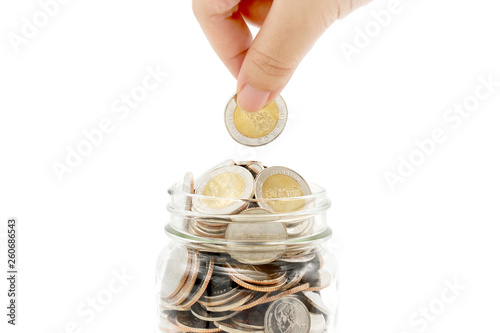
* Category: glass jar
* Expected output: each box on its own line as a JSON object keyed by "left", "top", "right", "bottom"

{"left": 156, "top": 179, "right": 338, "bottom": 333}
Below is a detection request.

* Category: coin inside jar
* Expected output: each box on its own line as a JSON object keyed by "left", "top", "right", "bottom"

{"left": 264, "top": 296, "right": 311, "bottom": 333}
{"left": 225, "top": 94, "right": 287, "bottom": 147}
{"left": 255, "top": 166, "right": 312, "bottom": 213}
{"left": 225, "top": 213, "right": 287, "bottom": 265}
{"left": 194, "top": 165, "right": 254, "bottom": 215}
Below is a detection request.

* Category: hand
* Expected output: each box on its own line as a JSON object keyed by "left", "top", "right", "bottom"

{"left": 193, "top": 0, "right": 370, "bottom": 111}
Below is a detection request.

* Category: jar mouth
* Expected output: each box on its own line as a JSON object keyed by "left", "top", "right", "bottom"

{"left": 167, "top": 182, "right": 331, "bottom": 220}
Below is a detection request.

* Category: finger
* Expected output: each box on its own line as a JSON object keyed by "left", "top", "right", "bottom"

{"left": 237, "top": 0, "right": 370, "bottom": 112}
{"left": 193, "top": 0, "right": 252, "bottom": 78}
{"left": 239, "top": 0, "right": 273, "bottom": 27}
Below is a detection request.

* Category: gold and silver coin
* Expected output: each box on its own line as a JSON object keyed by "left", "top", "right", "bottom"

{"left": 225, "top": 94, "right": 288, "bottom": 147}
{"left": 254, "top": 166, "right": 312, "bottom": 213}
{"left": 194, "top": 165, "right": 255, "bottom": 215}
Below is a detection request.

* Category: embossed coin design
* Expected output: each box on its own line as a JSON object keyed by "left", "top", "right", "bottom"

{"left": 225, "top": 94, "right": 287, "bottom": 146}
{"left": 255, "top": 166, "right": 312, "bottom": 213}
{"left": 264, "top": 296, "right": 311, "bottom": 333}
{"left": 194, "top": 166, "right": 255, "bottom": 215}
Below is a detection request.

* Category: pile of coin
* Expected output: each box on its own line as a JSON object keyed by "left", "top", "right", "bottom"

{"left": 181, "top": 159, "right": 315, "bottom": 255}
{"left": 160, "top": 160, "right": 333, "bottom": 332}
{"left": 159, "top": 248, "right": 331, "bottom": 333}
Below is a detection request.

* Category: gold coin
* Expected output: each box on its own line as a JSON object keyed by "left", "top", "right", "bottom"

{"left": 234, "top": 101, "right": 279, "bottom": 138}
{"left": 194, "top": 166, "right": 254, "bottom": 215}
{"left": 225, "top": 94, "right": 287, "bottom": 147}
{"left": 255, "top": 166, "right": 312, "bottom": 213}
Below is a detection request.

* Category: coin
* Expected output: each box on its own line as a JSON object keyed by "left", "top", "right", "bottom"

{"left": 191, "top": 303, "right": 239, "bottom": 322}
{"left": 202, "top": 291, "right": 255, "bottom": 312}
{"left": 194, "top": 166, "right": 254, "bottom": 215}
{"left": 175, "top": 311, "right": 222, "bottom": 332}
{"left": 301, "top": 291, "right": 329, "bottom": 315}
{"left": 225, "top": 217, "right": 287, "bottom": 264}
{"left": 264, "top": 297, "right": 311, "bottom": 333}
{"left": 168, "top": 251, "right": 201, "bottom": 305}
{"left": 183, "top": 172, "right": 195, "bottom": 211}
{"left": 231, "top": 306, "right": 265, "bottom": 330}
{"left": 309, "top": 312, "right": 327, "bottom": 333}
{"left": 161, "top": 247, "right": 191, "bottom": 299}
{"left": 180, "top": 257, "right": 215, "bottom": 308}
{"left": 225, "top": 93, "right": 287, "bottom": 147}
{"left": 214, "top": 321, "right": 263, "bottom": 333}
{"left": 254, "top": 167, "right": 312, "bottom": 213}
{"left": 194, "top": 159, "right": 236, "bottom": 188}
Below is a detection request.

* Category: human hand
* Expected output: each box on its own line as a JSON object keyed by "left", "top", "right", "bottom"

{"left": 193, "top": 0, "right": 370, "bottom": 111}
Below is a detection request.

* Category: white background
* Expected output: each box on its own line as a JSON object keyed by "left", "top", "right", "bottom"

{"left": 1, "top": 0, "right": 499, "bottom": 332}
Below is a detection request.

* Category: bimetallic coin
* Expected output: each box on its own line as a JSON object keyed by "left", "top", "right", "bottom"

{"left": 225, "top": 94, "right": 287, "bottom": 147}
{"left": 264, "top": 297, "right": 311, "bottom": 333}
{"left": 194, "top": 166, "right": 254, "bottom": 215}
{"left": 194, "top": 160, "right": 236, "bottom": 188}
{"left": 255, "top": 167, "right": 312, "bottom": 213}
{"left": 225, "top": 219, "right": 287, "bottom": 264}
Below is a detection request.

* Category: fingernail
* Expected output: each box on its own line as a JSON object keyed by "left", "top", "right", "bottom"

{"left": 237, "top": 84, "right": 272, "bottom": 112}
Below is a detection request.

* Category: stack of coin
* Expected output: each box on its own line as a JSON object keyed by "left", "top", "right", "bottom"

{"left": 159, "top": 160, "right": 334, "bottom": 332}
{"left": 159, "top": 249, "right": 331, "bottom": 333}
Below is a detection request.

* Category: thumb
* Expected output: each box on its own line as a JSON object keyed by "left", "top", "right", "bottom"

{"left": 236, "top": 0, "right": 344, "bottom": 112}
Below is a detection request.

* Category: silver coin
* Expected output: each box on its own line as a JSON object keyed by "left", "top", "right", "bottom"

{"left": 286, "top": 218, "right": 313, "bottom": 237}
{"left": 309, "top": 312, "right": 327, "bottom": 333}
{"left": 225, "top": 215, "right": 287, "bottom": 264}
{"left": 194, "top": 165, "right": 254, "bottom": 215}
{"left": 264, "top": 296, "right": 311, "bottom": 333}
{"left": 254, "top": 166, "right": 312, "bottom": 213}
{"left": 225, "top": 93, "right": 288, "bottom": 147}
{"left": 302, "top": 291, "right": 330, "bottom": 315}
{"left": 160, "top": 247, "right": 191, "bottom": 299}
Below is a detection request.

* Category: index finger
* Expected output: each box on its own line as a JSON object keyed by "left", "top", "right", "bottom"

{"left": 193, "top": 0, "right": 253, "bottom": 78}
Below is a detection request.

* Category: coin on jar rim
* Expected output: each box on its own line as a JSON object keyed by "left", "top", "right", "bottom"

{"left": 264, "top": 296, "right": 311, "bottom": 333}
{"left": 225, "top": 93, "right": 287, "bottom": 147}
{"left": 194, "top": 165, "right": 254, "bottom": 215}
{"left": 194, "top": 159, "right": 235, "bottom": 188}
{"left": 254, "top": 166, "right": 312, "bottom": 213}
